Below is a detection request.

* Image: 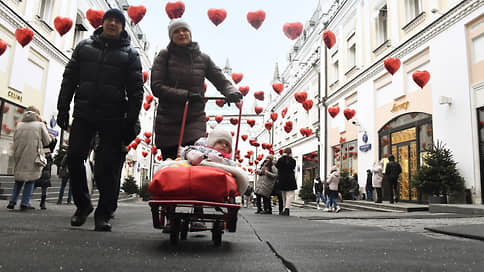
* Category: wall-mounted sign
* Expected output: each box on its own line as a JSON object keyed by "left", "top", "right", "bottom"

{"left": 359, "top": 144, "right": 371, "bottom": 152}
{"left": 7, "top": 90, "right": 22, "bottom": 103}
{"left": 47, "top": 128, "right": 59, "bottom": 137}
{"left": 362, "top": 133, "right": 368, "bottom": 143}
{"left": 390, "top": 101, "right": 409, "bottom": 113}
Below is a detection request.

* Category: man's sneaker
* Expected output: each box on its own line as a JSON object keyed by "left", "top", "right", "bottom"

{"left": 331, "top": 207, "right": 335, "bottom": 212}
{"left": 335, "top": 207, "right": 341, "bottom": 213}
{"left": 323, "top": 208, "right": 330, "bottom": 212}
{"left": 6, "top": 201, "right": 15, "bottom": 210}
{"left": 316, "top": 204, "right": 321, "bottom": 210}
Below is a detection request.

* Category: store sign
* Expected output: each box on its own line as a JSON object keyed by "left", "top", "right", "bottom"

{"left": 390, "top": 101, "right": 409, "bottom": 113}
{"left": 359, "top": 144, "right": 371, "bottom": 152}
{"left": 7, "top": 90, "right": 22, "bottom": 103}
{"left": 47, "top": 128, "right": 59, "bottom": 137}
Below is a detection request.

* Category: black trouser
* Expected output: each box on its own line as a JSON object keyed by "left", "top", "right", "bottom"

{"left": 111, "top": 148, "right": 128, "bottom": 215}
{"left": 388, "top": 179, "right": 399, "bottom": 203}
{"left": 68, "top": 118, "right": 123, "bottom": 220}
{"left": 255, "top": 193, "right": 271, "bottom": 212}
{"left": 273, "top": 192, "right": 283, "bottom": 214}
{"left": 375, "top": 188, "right": 382, "bottom": 202}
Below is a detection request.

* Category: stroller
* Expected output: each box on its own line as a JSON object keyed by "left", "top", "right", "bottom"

{"left": 148, "top": 97, "right": 244, "bottom": 246}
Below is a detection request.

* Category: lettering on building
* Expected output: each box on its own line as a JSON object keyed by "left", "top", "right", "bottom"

{"left": 7, "top": 90, "right": 22, "bottom": 103}
{"left": 391, "top": 101, "right": 409, "bottom": 113}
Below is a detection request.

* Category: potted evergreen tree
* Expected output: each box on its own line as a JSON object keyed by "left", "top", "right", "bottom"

{"left": 412, "top": 140, "right": 465, "bottom": 204}
{"left": 298, "top": 178, "right": 315, "bottom": 204}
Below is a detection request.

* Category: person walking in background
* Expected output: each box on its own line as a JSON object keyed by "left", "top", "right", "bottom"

{"left": 372, "top": 161, "right": 384, "bottom": 203}
{"left": 349, "top": 174, "right": 359, "bottom": 200}
{"left": 56, "top": 8, "right": 144, "bottom": 231}
{"left": 384, "top": 154, "right": 402, "bottom": 204}
{"left": 254, "top": 155, "right": 277, "bottom": 214}
{"left": 313, "top": 177, "right": 325, "bottom": 210}
{"left": 56, "top": 145, "right": 72, "bottom": 205}
{"left": 242, "top": 184, "right": 253, "bottom": 208}
{"left": 150, "top": 18, "right": 242, "bottom": 160}
{"left": 275, "top": 148, "right": 297, "bottom": 216}
{"left": 7, "top": 106, "right": 52, "bottom": 211}
{"left": 366, "top": 169, "right": 373, "bottom": 201}
{"left": 324, "top": 166, "right": 341, "bottom": 213}
{"left": 35, "top": 128, "right": 57, "bottom": 210}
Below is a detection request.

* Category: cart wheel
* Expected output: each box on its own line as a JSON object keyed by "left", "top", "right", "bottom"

{"left": 180, "top": 219, "right": 189, "bottom": 240}
{"left": 170, "top": 218, "right": 181, "bottom": 245}
{"left": 212, "top": 221, "right": 223, "bottom": 246}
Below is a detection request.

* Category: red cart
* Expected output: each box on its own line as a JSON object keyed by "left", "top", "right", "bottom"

{"left": 148, "top": 97, "right": 244, "bottom": 246}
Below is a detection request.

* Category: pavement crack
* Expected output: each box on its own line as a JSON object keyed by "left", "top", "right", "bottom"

{"left": 239, "top": 214, "right": 298, "bottom": 272}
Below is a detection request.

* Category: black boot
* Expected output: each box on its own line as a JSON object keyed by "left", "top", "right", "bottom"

{"left": 94, "top": 216, "right": 112, "bottom": 232}
{"left": 40, "top": 195, "right": 47, "bottom": 210}
{"left": 282, "top": 208, "right": 290, "bottom": 216}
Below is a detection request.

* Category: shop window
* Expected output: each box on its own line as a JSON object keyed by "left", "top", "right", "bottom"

{"left": 332, "top": 140, "right": 358, "bottom": 175}
{"left": 418, "top": 123, "right": 433, "bottom": 164}
{"left": 0, "top": 102, "right": 24, "bottom": 175}
{"left": 472, "top": 34, "right": 484, "bottom": 63}
{"left": 330, "top": 50, "right": 339, "bottom": 85}
{"left": 375, "top": 5, "right": 388, "bottom": 47}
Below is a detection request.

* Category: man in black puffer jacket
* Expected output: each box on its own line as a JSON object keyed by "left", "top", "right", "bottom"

{"left": 56, "top": 9, "right": 143, "bottom": 232}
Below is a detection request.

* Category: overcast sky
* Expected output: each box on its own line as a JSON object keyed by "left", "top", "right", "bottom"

{"left": 128, "top": 0, "right": 327, "bottom": 115}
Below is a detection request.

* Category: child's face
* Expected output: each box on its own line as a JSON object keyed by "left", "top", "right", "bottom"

{"left": 213, "top": 140, "right": 231, "bottom": 154}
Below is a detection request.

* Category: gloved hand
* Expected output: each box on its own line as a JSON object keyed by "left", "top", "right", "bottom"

{"left": 56, "top": 112, "right": 69, "bottom": 130}
{"left": 226, "top": 91, "right": 242, "bottom": 103}
{"left": 187, "top": 92, "right": 203, "bottom": 103}
{"left": 186, "top": 149, "right": 204, "bottom": 166}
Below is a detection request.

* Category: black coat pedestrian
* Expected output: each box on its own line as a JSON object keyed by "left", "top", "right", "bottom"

{"left": 275, "top": 155, "right": 297, "bottom": 191}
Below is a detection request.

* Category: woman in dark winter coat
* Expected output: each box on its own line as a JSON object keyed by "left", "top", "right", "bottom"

{"left": 35, "top": 131, "right": 57, "bottom": 210}
{"left": 151, "top": 18, "right": 242, "bottom": 159}
{"left": 254, "top": 155, "right": 278, "bottom": 214}
{"left": 275, "top": 148, "right": 297, "bottom": 216}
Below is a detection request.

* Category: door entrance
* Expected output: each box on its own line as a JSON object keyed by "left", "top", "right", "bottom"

{"left": 392, "top": 142, "right": 418, "bottom": 201}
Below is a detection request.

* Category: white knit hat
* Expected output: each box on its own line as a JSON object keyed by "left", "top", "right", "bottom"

{"left": 207, "top": 128, "right": 232, "bottom": 153}
{"left": 168, "top": 18, "right": 192, "bottom": 40}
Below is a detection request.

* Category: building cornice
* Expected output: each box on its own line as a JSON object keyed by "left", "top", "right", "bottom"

{"left": 0, "top": 1, "right": 70, "bottom": 64}
{"left": 326, "top": 0, "right": 483, "bottom": 104}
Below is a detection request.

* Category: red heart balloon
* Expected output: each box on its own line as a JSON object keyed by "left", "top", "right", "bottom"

{"left": 0, "top": 40, "right": 7, "bottom": 56}
{"left": 241, "top": 134, "right": 248, "bottom": 141}
{"left": 144, "top": 138, "right": 151, "bottom": 144}
{"left": 285, "top": 121, "right": 293, "bottom": 127}
{"left": 281, "top": 107, "right": 288, "bottom": 118}
{"left": 146, "top": 95, "right": 154, "bottom": 103}
{"left": 270, "top": 112, "right": 278, "bottom": 121}
{"left": 205, "top": 116, "right": 210, "bottom": 121}
{"left": 131, "top": 143, "right": 138, "bottom": 150}
{"left": 300, "top": 128, "right": 306, "bottom": 136}
{"left": 15, "top": 28, "right": 34, "bottom": 47}
{"left": 157, "top": 155, "right": 163, "bottom": 161}
{"left": 265, "top": 122, "right": 273, "bottom": 130}
{"left": 215, "top": 115, "right": 223, "bottom": 123}
{"left": 305, "top": 128, "right": 313, "bottom": 137}
{"left": 128, "top": 5, "right": 146, "bottom": 24}
{"left": 143, "top": 102, "right": 151, "bottom": 111}
{"left": 151, "top": 145, "right": 158, "bottom": 155}
{"left": 165, "top": 1, "right": 185, "bottom": 19}
{"left": 236, "top": 102, "right": 242, "bottom": 110}
{"left": 253, "top": 142, "right": 260, "bottom": 147}
{"left": 144, "top": 132, "right": 152, "bottom": 138}
{"left": 283, "top": 22, "right": 303, "bottom": 40}
{"left": 254, "top": 91, "right": 264, "bottom": 101}
{"left": 413, "top": 70, "right": 430, "bottom": 88}
{"left": 208, "top": 8, "right": 227, "bottom": 26}
{"left": 135, "top": 137, "right": 142, "bottom": 144}
{"left": 142, "top": 151, "right": 148, "bottom": 157}
{"left": 86, "top": 9, "right": 105, "bottom": 29}
{"left": 384, "top": 57, "right": 401, "bottom": 75}
{"left": 247, "top": 10, "right": 266, "bottom": 30}
{"left": 323, "top": 30, "right": 336, "bottom": 49}
{"left": 215, "top": 99, "right": 225, "bottom": 107}
{"left": 284, "top": 126, "right": 292, "bottom": 133}
{"left": 254, "top": 106, "right": 263, "bottom": 115}
{"left": 142, "top": 71, "right": 148, "bottom": 83}
{"left": 272, "top": 82, "right": 283, "bottom": 95}
{"left": 294, "top": 91, "right": 308, "bottom": 103}
{"left": 247, "top": 119, "right": 255, "bottom": 127}
{"left": 302, "top": 100, "right": 313, "bottom": 112}
{"left": 340, "top": 137, "right": 346, "bottom": 144}
{"left": 232, "top": 73, "right": 243, "bottom": 84}
{"left": 230, "top": 131, "right": 235, "bottom": 136}
{"left": 247, "top": 150, "right": 253, "bottom": 156}
{"left": 54, "top": 17, "right": 73, "bottom": 36}
{"left": 343, "top": 108, "right": 356, "bottom": 120}
{"left": 238, "top": 159, "right": 244, "bottom": 163}
{"left": 205, "top": 132, "right": 209, "bottom": 137}
{"left": 239, "top": 86, "right": 249, "bottom": 96}
{"left": 328, "top": 106, "right": 340, "bottom": 118}
{"left": 230, "top": 118, "right": 238, "bottom": 125}
{"left": 279, "top": 149, "right": 284, "bottom": 155}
